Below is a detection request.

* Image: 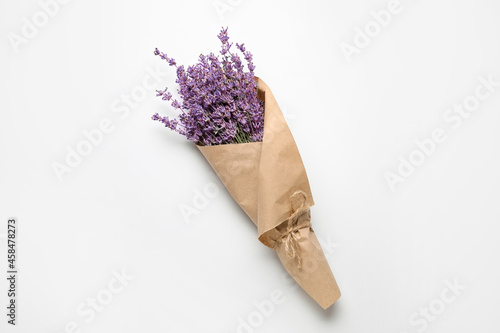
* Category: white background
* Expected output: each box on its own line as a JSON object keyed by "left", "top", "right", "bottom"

{"left": 1, "top": 0, "right": 500, "bottom": 332}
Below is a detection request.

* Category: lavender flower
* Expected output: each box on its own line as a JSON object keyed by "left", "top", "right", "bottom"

{"left": 151, "top": 27, "right": 264, "bottom": 146}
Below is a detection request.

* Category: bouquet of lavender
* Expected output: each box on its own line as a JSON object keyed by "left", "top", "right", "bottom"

{"left": 152, "top": 28, "right": 341, "bottom": 309}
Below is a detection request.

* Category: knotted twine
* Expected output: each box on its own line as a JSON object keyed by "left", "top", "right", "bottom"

{"left": 274, "top": 190, "right": 311, "bottom": 268}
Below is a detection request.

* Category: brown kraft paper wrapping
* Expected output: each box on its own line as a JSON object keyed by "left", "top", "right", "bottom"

{"left": 197, "top": 77, "right": 341, "bottom": 309}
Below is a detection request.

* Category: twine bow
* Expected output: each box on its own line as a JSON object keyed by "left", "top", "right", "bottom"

{"left": 276, "top": 190, "right": 311, "bottom": 268}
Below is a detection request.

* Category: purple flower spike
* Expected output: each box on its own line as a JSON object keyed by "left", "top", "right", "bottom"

{"left": 236, "top": 43, "right": 245, "bottom": 53}
{"left": 171, "top": 99, "right": 181, "bottom": 109}
{"left": 163, "top": 92, "right": 172, "bottom": 101}
{"left": 217, "top": 27, "right": 229, "bottom": 44}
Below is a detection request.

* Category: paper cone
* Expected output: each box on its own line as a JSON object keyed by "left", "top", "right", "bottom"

{"left": 197, "top": 77, "right": 341, "bottom": 309}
